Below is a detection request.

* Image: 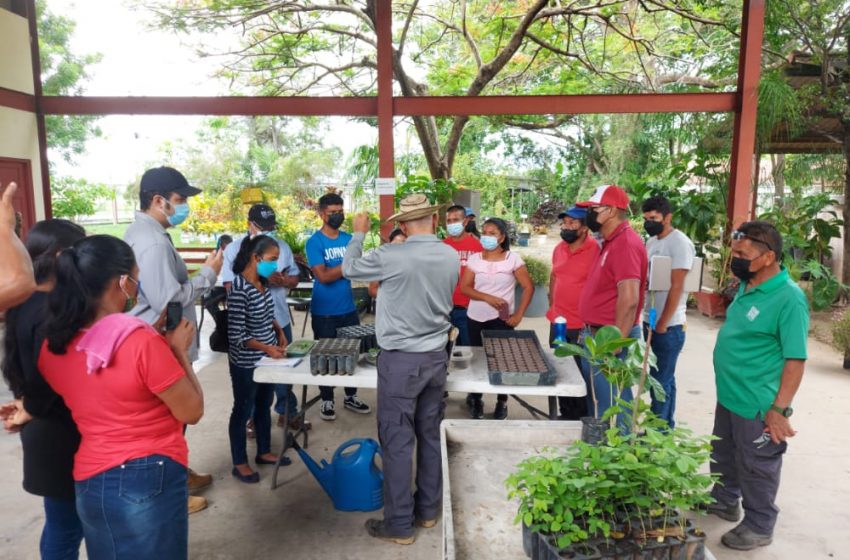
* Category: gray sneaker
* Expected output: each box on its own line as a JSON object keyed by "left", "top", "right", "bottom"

{"left": 721, "top": 523, "right": 772, "bottom": 550}
{"left": 703, "top": 499, "right": 742, "bottom": 522}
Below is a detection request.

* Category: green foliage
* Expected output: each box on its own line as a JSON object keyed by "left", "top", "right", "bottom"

{"left": 522, "top": 255, "right": 550, "bottom": 287}
{"left": 395, "top": 175, "right": 458, "bottom": 206}
{"left": 760, "top": 192, "right": 842, "bottom": 264}
{"left": 51, "top": 177, "right": 112, "bottom": 218}
{"left": 831, "top": 308, "right": 850, "bottom": 355}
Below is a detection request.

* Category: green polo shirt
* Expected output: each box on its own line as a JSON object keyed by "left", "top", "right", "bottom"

{"left": 713, "top": 267, "right": 809, "bottom": 419}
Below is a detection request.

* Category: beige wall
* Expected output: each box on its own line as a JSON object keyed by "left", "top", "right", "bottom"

{"left": 0, "top": 8, "right": 45, "bottom": 219}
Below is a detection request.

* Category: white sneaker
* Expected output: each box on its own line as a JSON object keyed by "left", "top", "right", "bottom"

{"left": 320, "top": 400, "right": 336, "bottom": 421}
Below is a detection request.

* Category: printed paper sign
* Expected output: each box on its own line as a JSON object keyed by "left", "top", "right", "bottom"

{"left": 375, "top": 177, "right": 396, "bottom": 195}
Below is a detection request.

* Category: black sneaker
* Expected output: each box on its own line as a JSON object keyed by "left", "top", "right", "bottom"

{"left": 702, "top": 500, "right": 742, "bottom": 522}
{"left": 320, "top": 400, "right": 336, "bottom": 421}
{"left": 721, "top": 523, "right": 772, "bottom": 550}
{"left": 493, "top": 401, "right": 508, "bottom": 420}
{"left": 469, "top": 398, "right": 484, "bottom": 419}
{"left": 344, "top": 395, "right": 371, "bottom": 414}
{"left": 365, "top": 519, "right": 415, "bottom": 545}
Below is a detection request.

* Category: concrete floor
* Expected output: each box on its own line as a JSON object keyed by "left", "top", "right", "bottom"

{"left": 1, "top": 309, "right": 849, "bottom": 560}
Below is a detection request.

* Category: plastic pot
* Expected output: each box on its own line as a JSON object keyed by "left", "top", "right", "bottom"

{"left": 580, "top": 416, "right": 608, "bottom": 445}
{"left": 522, "top": 522, "right": 540, "bottom": 558}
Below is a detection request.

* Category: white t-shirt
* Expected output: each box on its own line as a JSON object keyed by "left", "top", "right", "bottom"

{"left": 643, "top": 229, "right": 695, "bottom": 327}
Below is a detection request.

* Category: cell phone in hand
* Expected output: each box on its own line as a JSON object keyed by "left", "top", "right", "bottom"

{"left": 165, "top": 302, "right": 182, "bottom": 331}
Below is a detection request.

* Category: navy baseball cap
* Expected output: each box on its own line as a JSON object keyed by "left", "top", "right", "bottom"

{"left": 139, "top": 167, "right": 201, "bottom": 197}
{"left": 248, "top": 204, "right": 276, "bottom": 230}
{"left": 558, "top": 206, "right": 587, "bottom": 220}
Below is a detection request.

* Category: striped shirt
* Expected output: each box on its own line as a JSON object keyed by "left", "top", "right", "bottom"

{"left": 227, "top": 274, "right": 278, "bottom": 367}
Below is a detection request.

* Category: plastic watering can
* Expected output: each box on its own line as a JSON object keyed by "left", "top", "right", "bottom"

{"left": 292, "top": 437, "right": 384, "bottom": 512}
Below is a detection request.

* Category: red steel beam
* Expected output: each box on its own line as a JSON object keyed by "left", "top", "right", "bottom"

{"left": 0, "top": 86, "right": 36, "bottom": 112}
{"left": 40, "top": 96, "right": 378, "bottom": 116}
{"left": 25, "top": 0, "right": 52, "bottom": 219}
{"left": 727, "top": 0, "right": 765, "bottom": 228}
{"left": 376, "top": 0, "right": 395, "bottom": 236}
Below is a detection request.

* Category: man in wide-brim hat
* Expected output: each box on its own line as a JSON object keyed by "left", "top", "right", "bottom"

{"left": 343, "top": 193, "right": 459, "bottom": 544}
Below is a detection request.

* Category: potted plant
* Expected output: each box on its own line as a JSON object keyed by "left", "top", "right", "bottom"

{"left": 517, "top": 255, "right": 551, "bottom": 318}
{"left": 506, "top": 327, "right": 716, "bottom": 559}
{"left": 695, "top": 244, "right": 733, "bottom": 318}
{"left": 831, "top": 308, "right": 850, "bottom": 369}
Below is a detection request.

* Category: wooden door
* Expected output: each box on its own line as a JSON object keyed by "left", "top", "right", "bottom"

{"left": 0, "top": 157, "right": 36, "bottom": 237}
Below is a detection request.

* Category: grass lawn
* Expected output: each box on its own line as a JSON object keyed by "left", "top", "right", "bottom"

{"left": 84, "top": 222, "right": 214, "bottom": 247}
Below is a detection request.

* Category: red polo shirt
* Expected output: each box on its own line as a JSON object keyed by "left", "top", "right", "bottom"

{"left": 546, "top": 236, "right": 600, "bottom": 329}
{"left": 443, "top": 234, "right": 483, "bottom": 308}
{"left": 579, "top": 222, "right": 647, "bottom": 327}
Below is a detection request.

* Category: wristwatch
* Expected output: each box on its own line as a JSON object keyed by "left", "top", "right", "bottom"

{"left": 769, "top": 404, "right": 793, "bottom": 417}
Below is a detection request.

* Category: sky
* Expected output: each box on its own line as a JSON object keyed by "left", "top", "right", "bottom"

{"left": 48, "top": 0, "right": 376, "bottom": 187}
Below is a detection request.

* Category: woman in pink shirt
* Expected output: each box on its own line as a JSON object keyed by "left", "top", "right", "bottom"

{"left": 460, "top": 218, "right": 534, "bottom": 420}
{"left": 38, "top": 235, "right": 204, "bottom": 560}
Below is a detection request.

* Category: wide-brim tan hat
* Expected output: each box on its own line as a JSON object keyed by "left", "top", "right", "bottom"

{"left": 386, "top": 193, "right": 442, "bottom": 223}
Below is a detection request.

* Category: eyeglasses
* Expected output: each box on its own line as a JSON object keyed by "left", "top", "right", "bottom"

{"left": 731, "top": 230, "right": 774, "bottom": 253}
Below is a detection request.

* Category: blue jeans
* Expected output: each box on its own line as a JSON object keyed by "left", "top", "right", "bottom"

{"left": 75, "top": 455, "right": 188, "bottom": 560}
{"left": 581, "top": 325, "right": 642, "bottom": 429}
{"left": 449, "top": 306, "right": 471, "bottom": 346}
{"left": 229, "top": 362, "right": 274, "bottom": 465}
{"left": 312, "top": 311, "right": 360, "bottom": 402}
{"left": 273, "top": 323, "right": 299, "bottom": 416}
{"left": 643, "top": 323, "right": 685, "bottom": 428}
{"left": 41, "top": 496, "right": 83, "bottom": 560}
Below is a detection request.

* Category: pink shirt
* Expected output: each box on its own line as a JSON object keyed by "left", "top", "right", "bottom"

{"left": 467, "top": 251, "right": 525, "bottom": 322}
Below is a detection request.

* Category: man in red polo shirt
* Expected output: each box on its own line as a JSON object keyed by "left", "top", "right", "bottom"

{"left": 577, "top": 185, "right": 648, "bottom": 422}
{"left": 443, "top": 204, "right": 483, "bottom": 347}
{"left": 546, "top": 205, "right": 599, "bottom": 420}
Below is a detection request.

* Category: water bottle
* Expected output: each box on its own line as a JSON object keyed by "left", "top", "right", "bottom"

{"left": 554, "top": 316, "right": 567, "bottom": 343}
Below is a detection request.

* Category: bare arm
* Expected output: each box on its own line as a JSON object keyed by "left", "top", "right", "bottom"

{"left": 368, "top": 281, "right": 379, "bottom": 298}
{"left": 268, "top": 272, "right": 299, "bottom": 289}
{"left": 311, "top": 264, "right": 344, "bottom": 284}
{"left": 158, "top": 321, "right": 204, "bottom": 424}
{"left": 615, "top": 279, "right": 640, "bottom": 337}
{"left": 547, "top": 271, "right": 556, "bottom": 309}
{"left": 655, "top": 269, "right": 688, "bottom": 332}
{"left": 508, "top": 265, "right": 534, "bottom": 327}
{"left": 764, "top": 359, "right": 805, "bottom": 444}
{"left": 0, "top": 183, "right": 35, "bottom": 311}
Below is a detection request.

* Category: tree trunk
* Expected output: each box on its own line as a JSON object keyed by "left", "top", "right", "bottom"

{"left": 842, "top": 123, "right": 850, "bottom": 285}
{"left": 771, "top": 153, "right": 785, "bottom": 207}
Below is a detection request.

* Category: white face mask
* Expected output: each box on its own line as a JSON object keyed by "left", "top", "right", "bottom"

{"left": 446, "top": 222, "right": 465, "bottom": 237}
{"left": 480, "top": 235, "right": 499, "bottom": 251}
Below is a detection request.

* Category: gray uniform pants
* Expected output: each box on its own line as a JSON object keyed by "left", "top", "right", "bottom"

{"left": 710, "top": 402, "right": 787, "bottom": 535}
{"left": 376, "top": 349, "right": 447, "bottom": 536}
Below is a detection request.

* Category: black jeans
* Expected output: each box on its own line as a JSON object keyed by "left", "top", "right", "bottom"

{"left": 548, "top": 324, "right": 588, "bottom": 420}
{"left": 468, "top": 317, "right": 511, "bottom": 403}
{"left": 312, "top": 311, "right": 359, "bottom": 402}
{"left": 228, "top": 362, "right": 274, "bottom": 465}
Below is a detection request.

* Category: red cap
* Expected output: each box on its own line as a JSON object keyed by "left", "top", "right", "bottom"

{"left": 576, "top": 184, "right": 630, "bottom": 210}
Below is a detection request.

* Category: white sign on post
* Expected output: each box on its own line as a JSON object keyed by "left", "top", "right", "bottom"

{"left": 375, "top": 177, "right": 396, "bottom": 195}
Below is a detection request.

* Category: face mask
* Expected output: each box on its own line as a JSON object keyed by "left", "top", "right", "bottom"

{"left": 465, "top": 221, "right": 477, "bottom": 233}
{"left": 730, "top": 256, "right": 756, "bottom": 283}
{"left": 257, "top": 260, "right": 278, "bottom": 279}
{"left": 121, "top": 277, "right": 139, "bottom": 312}
{"left": 480, "top": 235, "right": 499, "bottom": 251}
{"left": 560, "top": 229, "right": 580, "bottom": 244}
{"left": 644, "top": 220, "right": 664, "bottom": 237}
{"left": 586, "top": 208, "right": 603, "bottom": 233}
{"left": 163, "top": 201, "right": 190, "bottom": 227}
{"left": 327, "top": 213, "right": 345, "bottom": 230}
{"left": 446, "top": 222, "right": 465, "bottom": 237}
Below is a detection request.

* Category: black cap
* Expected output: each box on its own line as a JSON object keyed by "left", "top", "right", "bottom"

{"left": 139, "top": 167, "right": 202, "bottom": 197}
{"left": 248, "top": 204, "right": 276, "bottom": 230}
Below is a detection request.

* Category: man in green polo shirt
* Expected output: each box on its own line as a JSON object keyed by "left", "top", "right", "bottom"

{"left": 708, "top": 221, "right": 808, "bottom": 551}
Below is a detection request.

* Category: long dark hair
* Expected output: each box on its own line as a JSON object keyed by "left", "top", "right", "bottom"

{"left": 232, "top": 234, "right": 279, "bottom": 284}
{"left": 45, "top": 235, "right": 136, "bottom": 355}
{"left": 484, "top": 217, "right": 511, "bottom": 251}
{"left": 2, "top": 219, "right": 86, "bottom": 395}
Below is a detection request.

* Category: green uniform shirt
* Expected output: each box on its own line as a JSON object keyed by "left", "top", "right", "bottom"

{"left": 713, "top": 267, "right": 809, "bottom": 419}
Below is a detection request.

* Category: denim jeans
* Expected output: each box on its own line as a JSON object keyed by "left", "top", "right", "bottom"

{"left": 313, "top": 311, "right": 359, "bottom": 402}
{"left": 449, "top": 306, "right": 471, "bottom": 346}
{"left": 273, "top": 323, "right": 299, "bottom": 416}
{"left": 41, "top": 496, "right": 83, "bottom": 560}
{"left": 643, "top": 323, "right": 686, "bottom": 428}
{"left": 581, "top": 324, "right": 641, "bottom": 429}
{"left": 75, "top": 455, "right": 188, "bottom": 560}
{"left": 229, "top": 362, "right": 274, "bottom": 465}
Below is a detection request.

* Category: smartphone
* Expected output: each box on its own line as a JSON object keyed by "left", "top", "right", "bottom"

{"left": 215, "top": 237, "right": 224, "bottom": 251}
{"left": 165, "top": 302, "right": 182, "bottom": 331}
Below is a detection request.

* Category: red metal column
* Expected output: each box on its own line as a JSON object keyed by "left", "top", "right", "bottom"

{"left": 25, "top": 0, "right": 53, "bottom": 219}
{"left": 727, "top": 0, "right": 765, "bottom": 229}
{"left": 376, "top": 0, "right": 395, "bottom": 238}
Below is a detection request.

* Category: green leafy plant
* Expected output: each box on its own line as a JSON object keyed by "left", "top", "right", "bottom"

{"left": 522, "top": 255, "right": 551, "bottom": 287}
{"left": 831, "top": 308, "right": 850, "bottom": 356}
{"left": 791, "top": 259, "right": 846, "bottom": 311}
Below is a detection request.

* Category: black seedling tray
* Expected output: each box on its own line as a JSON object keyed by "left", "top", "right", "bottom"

{"left": 309, "top": 338, "right": 362, "bottom": 375}
{"left": 482, "top": 330, "right": 556, "bottom": 386}
{"left": 336, "top": 324, "right": 379, "bottom": 353}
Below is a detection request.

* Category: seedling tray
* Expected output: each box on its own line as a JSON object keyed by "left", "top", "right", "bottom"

{"left": 286, "top": 339, "right": 316, "bottom": 357}
{"left": 336, "top": 324, "right": 379, "bottom": 353}
{"left": 309, "top": 338, "right": 361, "bottom": 375}
{"left": 482, "top": 330, "right": 556, "bottom": 386}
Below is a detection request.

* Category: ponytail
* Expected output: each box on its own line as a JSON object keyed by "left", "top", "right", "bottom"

{"left": 45, "top": 235, "right": 136, "bottom": 355}
{"left": 232, "top": 234, "right": 279, "bottom": 281}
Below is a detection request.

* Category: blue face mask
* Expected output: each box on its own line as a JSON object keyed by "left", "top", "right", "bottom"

{"left": 257, "top": 260, "right": 278, "bottom": 279}
{"left": 165, "top": 202, "right": 190, "bottom": 227}
{"left": 480, "top": 235, "right": 499, "bottom": 251}
{"left": 446, "top": 222, "right": 465, "bottom": 237}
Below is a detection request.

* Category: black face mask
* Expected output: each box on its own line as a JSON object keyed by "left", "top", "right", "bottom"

{"left": 730, "top": 256, "right": 756, "bottom": 283}
{"left": 560, "top": 229, "right": 580, "bottom": 244}
{"left": 327, "top": 213, "right": 345, "bottom": 230}
{"left": 586, "top": 209, "right": 602, "bottom": 233}
{"left": 644, "top": 220, "right": 664, "bottom": 237}
{"left": 465, "top": 220, "right": 477, "bottom": 233}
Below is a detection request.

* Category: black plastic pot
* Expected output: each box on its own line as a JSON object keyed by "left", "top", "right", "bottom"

{"left": 522, "top": 522, "right": 540, "bottom": 558}
{"left": 580, "top": 416, "right": 608, "bottom": 444}
{"left": 542, "top": 534, "right": 601, "bottom": 559}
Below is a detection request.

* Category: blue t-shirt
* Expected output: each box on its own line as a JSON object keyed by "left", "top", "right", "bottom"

{"left": 306, "top": 230, "right": 355, "bottom": 316}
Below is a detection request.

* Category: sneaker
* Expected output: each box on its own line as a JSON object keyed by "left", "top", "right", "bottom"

{"left": 187, "top": 469, "right": 213, "bottom": 492}
{"left": 493, "top": 401, "right": 508, "bottom": 420}
{"left": 721, "top": 523, "right": 772, "bottom": 550}
{"left": 344, "top": 395, "right": 372, "bottom": 414}
{"left": 320, "top": 400, "right": 336, "bottom": 421}
{"left": 365, "top": 519, "right": 415, "bottom": 545}
{"left": 416, "top": 518, "right": 438, "bottom": 529}
{"left": 188, "top": 495, "right": 208, "bottom": 514}
{"left": 468, "top": 398, "right": 484, "bottom": 419}
{"left": 701, "top": 499, "right": 742, "bottom": 522}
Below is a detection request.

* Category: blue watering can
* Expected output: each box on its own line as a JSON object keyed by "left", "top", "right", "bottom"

{"left": 292, "top": 437, "right": 384, "bottom": 512}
